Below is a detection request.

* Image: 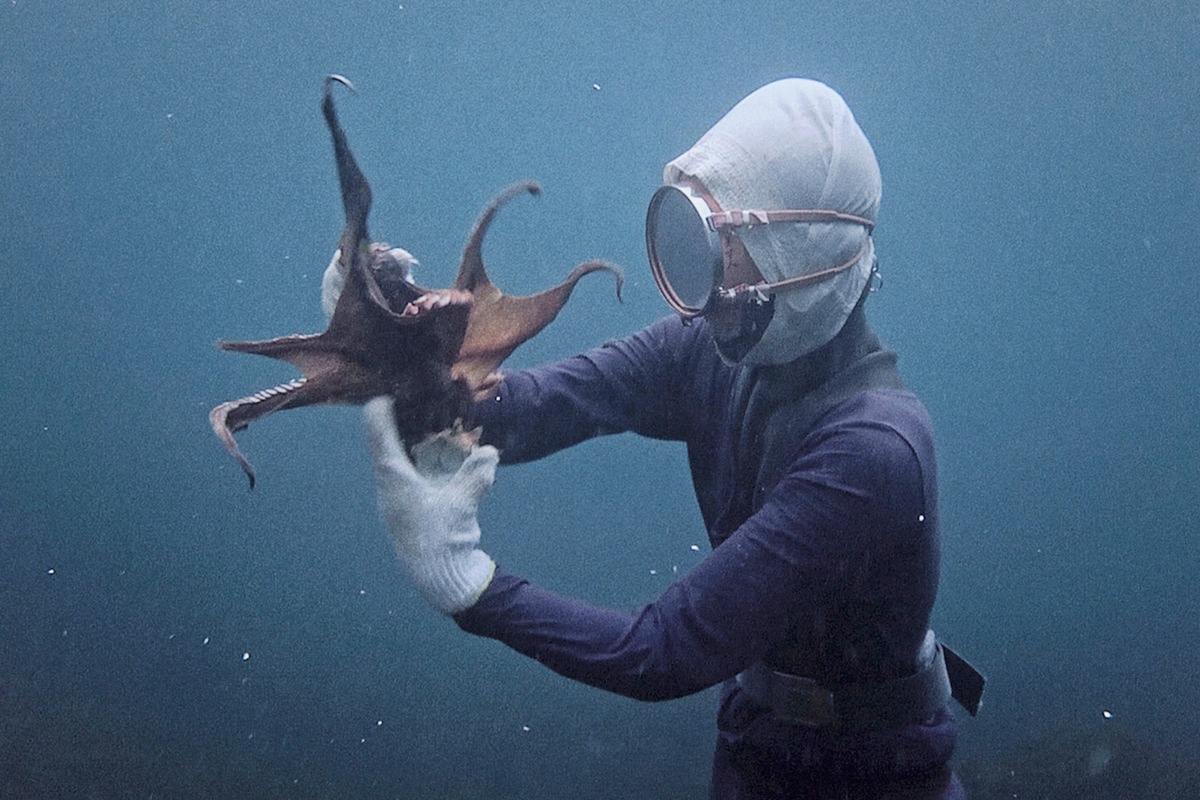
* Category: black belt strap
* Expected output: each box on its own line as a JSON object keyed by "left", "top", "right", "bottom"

{"left": 737, "top": 636, "right": 984, "bottom": 728}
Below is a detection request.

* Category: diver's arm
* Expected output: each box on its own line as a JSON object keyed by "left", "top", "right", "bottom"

{"left": 455, "top": 408, "right": 933, "bottom": 700}
{"left": 470, "top": 316, "right": 707, "bottom": 463}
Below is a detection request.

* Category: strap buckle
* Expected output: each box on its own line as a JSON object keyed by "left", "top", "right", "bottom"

{"left": 769, "top": 670, "right": 839, "bottom": 727}
{"left": 737, "top": 662, "right": 838, "bottom": 727}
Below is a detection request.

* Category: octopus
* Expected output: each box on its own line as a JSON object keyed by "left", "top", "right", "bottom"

{"left": 210, "top": 75, "right": 622, "bottom": 487}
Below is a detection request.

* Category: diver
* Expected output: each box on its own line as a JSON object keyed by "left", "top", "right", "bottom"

{"left": 328, "top": 78, "right": 982, "bottom": 799}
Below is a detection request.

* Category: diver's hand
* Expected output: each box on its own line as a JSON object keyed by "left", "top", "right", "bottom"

{"left": 321, "top": 245, "right": 420, "bottom": 321}
{"left": 363, "top": 397, "right": 498, "bottom": 615}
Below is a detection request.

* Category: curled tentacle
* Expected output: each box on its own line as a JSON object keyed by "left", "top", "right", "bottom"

{"left": 210, "top": 378, "right": 309, "bottom": 489}
{"left": 456, "top": 181, "right": 541, "bottom": 293}
{"left": 323, "top": 74, "right": 371, "bottom": 266}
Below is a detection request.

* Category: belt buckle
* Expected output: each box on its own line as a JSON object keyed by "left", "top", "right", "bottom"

{"left": 770, "top": 670, "right": 838, "bottom": 728}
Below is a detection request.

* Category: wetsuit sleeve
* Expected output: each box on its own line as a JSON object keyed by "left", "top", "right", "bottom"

{"left": 454, "top": 417, "right": 931, "bottom": 701}
{"left": 470, "top": 317, "right": 702, "bottom": 463}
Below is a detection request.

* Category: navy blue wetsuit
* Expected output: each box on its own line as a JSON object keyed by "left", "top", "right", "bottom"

{"left": 456, "top": 312, "right": 960, "bottom": 799}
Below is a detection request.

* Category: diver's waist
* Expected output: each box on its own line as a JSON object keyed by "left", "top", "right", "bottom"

{"left": 737, "top": 634, "right": 981, "bottom": 729}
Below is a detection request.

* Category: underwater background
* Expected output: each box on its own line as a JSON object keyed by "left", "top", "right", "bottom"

{"left": 1, "top": 1, "right": 1197, "bottom": 797}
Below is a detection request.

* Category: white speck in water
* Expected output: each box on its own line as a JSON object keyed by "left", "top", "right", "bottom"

{"left": 649, "top": 569, "right": 657, "bottom": 575}
{"left": 242, "top": 652, "right": 251, "bottom": 661}
{"left": 376, "top": 720, "right": 383, "bottom": 726}
{"left": 592, "top": 83, "right": 601, "bottom": 91}
{"left": 690, "top": 544, "right": 700, "bottom": 551}
{"left": 522, "top": 725, "right": 530, "bottom": 732}
{"left": 46, "top": 568, "right": 55, "bottom": 575}
{"left": 359, "top": 589, "right": 366, "bottom": 595}
{"left": 917, "top": 514, "right": 925, "bottom": 523}
{"left": 203, "top": 637, "right": 210, "bottom": 645}
{"left": 1102, "top": 709, "right": 1113, "bottom": 719}
{"left": 166, "top": 112, "right": 173, "bottom": 119}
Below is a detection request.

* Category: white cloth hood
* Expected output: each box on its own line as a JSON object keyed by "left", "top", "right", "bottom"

{"left": 665, "top": 78, "right": 881, "bottom": 364}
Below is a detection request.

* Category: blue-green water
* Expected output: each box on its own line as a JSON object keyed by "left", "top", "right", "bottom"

{"left": 2, "top": 2, "right": 1197, "bottom": 797}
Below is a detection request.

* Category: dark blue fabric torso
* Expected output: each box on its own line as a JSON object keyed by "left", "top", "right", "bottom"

{"left": 456, "top": 311, "right": 956, "bottom": 793}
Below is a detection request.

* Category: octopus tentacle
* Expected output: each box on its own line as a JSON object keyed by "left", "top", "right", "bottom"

{"left": 455, "top": 181, "right": 540, "bottom": 294}
{"left": 209, "top": 377, "right": 308, "bottom": 489}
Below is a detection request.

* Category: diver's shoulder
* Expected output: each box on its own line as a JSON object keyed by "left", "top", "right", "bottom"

{"left": 827, "top": 388, "right": 935, "bottom": 438}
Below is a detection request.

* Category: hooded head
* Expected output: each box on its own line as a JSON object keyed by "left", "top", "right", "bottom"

{"left": 663, "top": 78, "right": 881, "bottom": 365}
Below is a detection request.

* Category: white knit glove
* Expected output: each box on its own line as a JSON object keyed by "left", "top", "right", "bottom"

{"left": 363, "top": 397, "right": 498, "bottom": 615}
{"left": 321, "top": 245, "right": 419, "bottom": 320}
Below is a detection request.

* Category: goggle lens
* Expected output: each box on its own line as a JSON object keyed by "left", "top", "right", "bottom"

{"left": 645, "top": 185, "right": 722, "bottom": 316}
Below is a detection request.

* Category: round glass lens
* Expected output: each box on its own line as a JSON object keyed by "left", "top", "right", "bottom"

{"left": 647, "top": 186, "right": 722, "bottom": 312}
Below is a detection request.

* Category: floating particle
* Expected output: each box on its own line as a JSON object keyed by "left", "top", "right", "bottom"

{"left": 689, "top": 544, "right": 700, "bottom": 551}
{"left": 203, "top": 637, "right": 210, "bottom": 645}
{"left": 522, "top": 725, "right": 530, "bottom": 732}
{"left": 46, "top": 568, "right": 55, "bottom": 575}
{"left": 242, "top": 652, "right": 251, "bottom": 661}
{"left": 592, "top": 83, "right": 601, "bottom": 91}
{"left": 1102, "top": 709, "right": 1113, "bottom": 719}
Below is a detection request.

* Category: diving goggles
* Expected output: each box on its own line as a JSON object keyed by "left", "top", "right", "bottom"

{"left": 645, "top": 183, "right": 875, "bottom": 318}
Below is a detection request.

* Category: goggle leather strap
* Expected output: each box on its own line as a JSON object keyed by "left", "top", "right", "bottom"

{"left": 708, "top": 208, "right": 874, "bottom": 232}
{"left": 730, "top": 235, "right": 872, "bottom": 299}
